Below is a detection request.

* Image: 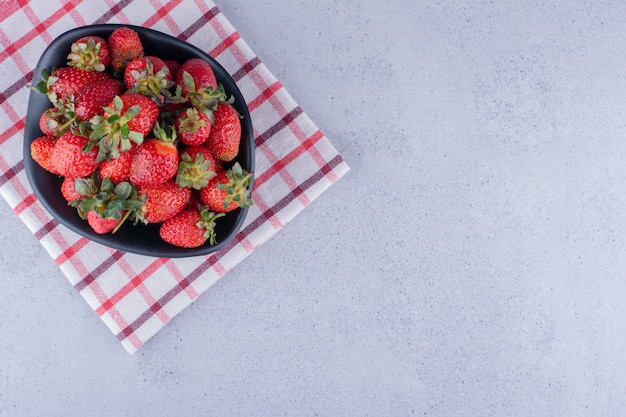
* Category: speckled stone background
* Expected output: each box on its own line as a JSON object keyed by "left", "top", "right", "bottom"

{"left": 3, "top": 1, "right": 626, "bottom": 416}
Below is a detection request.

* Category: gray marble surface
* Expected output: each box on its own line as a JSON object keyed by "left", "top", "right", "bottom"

{"left": 3, "top": 1, "right": 626, "bottom": 415}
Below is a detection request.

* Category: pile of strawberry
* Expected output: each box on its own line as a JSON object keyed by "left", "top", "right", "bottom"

{"left": 29, "top": 26, "right": 253, "bottom": 249}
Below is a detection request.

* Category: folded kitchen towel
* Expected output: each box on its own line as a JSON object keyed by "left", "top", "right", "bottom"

{"left": 0, "top": 1, "right": 349, "bottom": 354}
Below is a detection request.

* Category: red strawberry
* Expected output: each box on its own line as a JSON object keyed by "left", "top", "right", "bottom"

{"left": 39, "top": 104, "right": 76, "bottom": 137}
{"left": 124, "top": 56, "right": 174, "bottom": 102}
{"left": 176, "top": 58, "right": 217, "bottom": 95}
{"left": 39, "top": 107, "right": 74, "bottom": 136}
{"left": 87, "top": 210, "right": 124, "bottom": 234}
{"left": 180, "top": 145, "right": 217, "bottom": 169}
{"left": 39, "top": 109, "right": 56, "bottom": 136}
{"left": 47, "top": 66, "right": 111, "bottom": 102}
{"left": 129, "top": 122, "right": 179, "bottom": 186}
{"left": 99, "top": 144, "right": 136, "bottom": 184}
{"left": 74, "top": 78, "right": 124, "bottom": 121}
{"left": 61, "top": 177, "right": 84, "bottom": 202}
{"left": 136, "top": 179, "right": 191, "bottom": 223}
{"left": 38, "top": 95, "right": 77, "bottom": 137}
{"left": 87, "top": 93, "right": 160, "bottom": 161}
{"left": 30, "top": 135, "right": 60, "bottom": 174}
{"left": 205, "top": 103, "right": 241, "bottom": 162}
{"left": 61, "top": 176, "right": 100, "bottom": 204}
{"left": 67, "top": 35, "right": 110, "bottom": 72}
{"left": 108, "top": 26, "right": 144, "bottom": 70}
{"left": 113, "top": 93, "right": 160, "bottom": 136}
{"left": 50, "top": 131, "right": 100, "bottom": 178}
{"left": 70, "top": 177, "right": 144, "bottom": 232}
{"left": 175, "top": 107, "right": 211, "bottom": 146}
{"left": 199, "top": 162, "right": 253, "bottom": 212}
{"left": 159, "top": 206, "right": 225, "bottom": 248}
{"left": 175, "top": 59, "right": 224, "bottom": 116}
{"left": 176, "top": 145, "right": 217, "bottom": 189}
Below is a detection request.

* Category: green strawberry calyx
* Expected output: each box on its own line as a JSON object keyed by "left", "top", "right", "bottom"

{"left": 217, "top": 162, "right": 254, "bottom": 209}
{"left": 128, "top": 59, "right": 175, "bottom": 105}
{"left": 86, "top": 95, "right": 144, "bottom": 162}
{"left": 197, "top": 206, "right": 226, "bottom": 246}
{"left": 67, "top": 38, "right": 106, "bottom": 72}
{"left": 29, "top": 67, "right": 57, "bottom": 97}
{"left": 177, "top": 107, "right": 206, "bottom": 133}
{"left": 176, "top": 151, "right": 217, "bottom": 190}
{"left": 152, "top": 120, "right": 177, "bottom": 144}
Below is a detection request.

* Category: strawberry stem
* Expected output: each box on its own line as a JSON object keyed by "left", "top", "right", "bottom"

{"left": 112, "top": 209, "right": 133, "bottom": 234}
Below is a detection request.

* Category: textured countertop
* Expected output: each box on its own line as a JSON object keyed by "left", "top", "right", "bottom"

{"left": 3, "top": 1, "right": 626, "bottom": 415}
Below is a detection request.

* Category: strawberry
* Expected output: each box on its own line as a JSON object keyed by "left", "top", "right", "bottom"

{"left": 136, "top": 179, "right": 191, "bottom": 223}
{"left": 61, "top": 176, "right": 102, "bottom": 204}
{"left": 40, "top": 66, "right": 111, "bottom": 104}
{"left": 50, "top": 131, "right": 100, "bottom": 178}
{"left": 205, "top": 102, "right": 241, "bottom": 161}
{"left": 176, "top": 145, "right": 217, "bottom": 189}
{"left": 70, "top": 177, "right": 144, "bottom": 233}
{"left": 176, "top": 58, "right": 217, "bottom": 95}
{"left": 99, "top": 144, "right": 136, "bottom": 184}
{"left": 175, "top": 107, "right": 211, "bottom": 146}
{"left": 61, "top": 177, "right": 86, "bottom": 203}
{"left": 129, "top": 122, "right": 179, "bottom": 186}
{"left": 111, "top": 93, "right": 160, "bottom": 136}
{"left": 87, "top": 210, "right": 124, "bottom": 234}
{"left": 174, "top": 58, "right": 224, "bottom": 116}
{"left": 30, "top": 135, "right": 60, "bottom": 174}
{"left": 108, "top": 26, "right": 144, "bottom": 70}
{"left": 87, "top": 93, "right": 159, "bottom": 161}
{"left": 124, "top": 56, "right": 174, "bottom": 103}
{"left": 67, "top": 36, "right": 110, "bottom": 72}
{"left": 74, "top": 78, "right": 124, "bottom": 121}
{"left": 159, "top": 206, "right": 225, "bottom": 248}
{"left": 39, "top": 109, "right": 56, "bottom": 136}
{"left": 199, "top": 162, "right": 253, "bottom": 212}
{"left": 39, "top": 105, "right": 75, "bottom": 137}
{"left": 180, "top": 145, "right": 217, "bottom": 170}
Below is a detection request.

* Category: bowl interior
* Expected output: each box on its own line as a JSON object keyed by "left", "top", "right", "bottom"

{"left": 24, "top": 24, "right": 254, "bottom": 258}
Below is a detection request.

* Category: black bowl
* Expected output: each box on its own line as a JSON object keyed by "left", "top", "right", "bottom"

{"left": 24, "top": 24, "right": 254, "bottom": 258}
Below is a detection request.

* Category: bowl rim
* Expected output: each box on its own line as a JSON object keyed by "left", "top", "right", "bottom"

{"left": 23, "top": 24, "right": 255, "bottom": 258}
